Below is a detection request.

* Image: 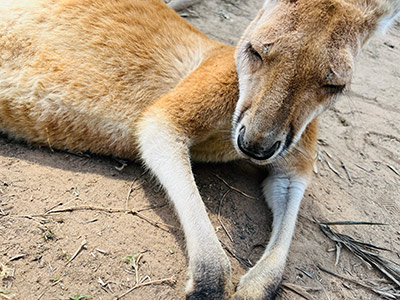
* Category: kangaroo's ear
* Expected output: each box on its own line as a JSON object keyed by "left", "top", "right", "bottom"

{"left": 167, "top": 0, "right": 201, "bottom": 11}
{"left": 262, "top": 0, "right": 282, "bottom": 10}
{"left": 362, "top": 0, "right": 400, "bottom": 35}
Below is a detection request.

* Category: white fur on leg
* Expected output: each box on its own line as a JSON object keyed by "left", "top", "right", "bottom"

{"left": 137, "top": 113, "right": 219, "bottom": 254}
{"left": 262, "top": 175, "right": 308, "bottom": 254}
{"left": 136, "top": 110, "right": 231, "bottom": 296}
{"left": 233, "top": 175, "right": 308, "bottom": 299}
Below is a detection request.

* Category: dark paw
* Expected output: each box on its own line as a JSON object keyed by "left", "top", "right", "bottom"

{"left": 186, "top": 286, "right": 226, "bottom": 300}
{"left": 232, "top": 279, "right": 280, "bottom": 300}
{"left": 186, "top": 273, "right": 231, "bottom": 300}
{"left": 185, "top": 259, "right": 232, "bottom": 300}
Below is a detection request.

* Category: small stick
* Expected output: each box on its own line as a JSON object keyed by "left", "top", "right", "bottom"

{"left": 217, "top": 191, "right": 233, "bottom": 242}
{"left": 326, "top": 160, "right": 342, "bottom": 178}
{"left": 47, "top": 205, "right": 124, "bottom": 214}
{"left": 215, "top": 174, "right": 257, "bottom": 199}
{"left": 0, "top": 290, "right": 12, "bottom": 300}
{"left": 66, "top": 239, "right": 87, "bottom": 266}
{"left": 12, "top": 204, "right": 174, "bottom": 232}
{"left": 317, "top": 265, "right": 399, "bottom": 299}
{"left": 319, "top": 265, "right": 370, "bottom": 288}
{"left": 387, "top": 164, "right": 400, "bottom": 177}
{"left": 8, "top": 254, "right": 26, "bottom": 262}
{"left": 320, "top": 282, "right": 332, "bottom": 300}
{"left": 317, "top": 139, "right": 329, "bottom": 146}
{"left": 295, "top": 265, "right": 330, "bottom": 300}
{"left": 36, "top": 290, "right": 46, "bottom": 300}
{"left": 81, "top": 218, "right": 98, "bottom": 224}
{"left": 281, "top": 282, "right": 315, "bottom": 300}
{"left": 50, "top": 278, "right": 63, "bottom": 287}
{"left": 130, "top": 210, "right": 178, "bottom": 231}
{"left": 323, "top": 149, "right": 333, "bottom": 159}
{"left": 320, "top": 220, "right": 386, "bottom": 226}
{"left": 114, "top": 277, "right": 176, "bottom": 300}
{"left": 340, "top": 161, "right": 354, "bottom": 184}
{"left": 13, "top": 204, "right": 167, "bottom": 218}
{"left": 45, "top": 202, "right": 64, "bottom": 215}
{"left": 220, "top": 240, "right": 252, "bottom": 268}
{"left": 295, "top": 267, "right": 314, "bottom": 279}
{"left": 115, "top": 162, "right": 127, "bottom": 172}
{"left": 335, "top": 243, "right": 342, "bottom": 266}
{"left": 126, "top": 181, "right": 139, "bottom": 211}
{"left": 313, "top": 159, "right": 319, "bottom": 174}
{"left": 355, "top": 164, "right": 372, "bottom": 173}
{"left": 96, "top": 248, "right": 107, "bottom": 255}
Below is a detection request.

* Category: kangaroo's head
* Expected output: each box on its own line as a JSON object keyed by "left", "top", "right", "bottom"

{"left": 233, "top": 0, "right": 400, "bottom": 164}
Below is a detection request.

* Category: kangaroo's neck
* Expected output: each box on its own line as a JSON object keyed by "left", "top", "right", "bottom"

{"left": 160, "top": 44, "right": 239, "bottom": 144}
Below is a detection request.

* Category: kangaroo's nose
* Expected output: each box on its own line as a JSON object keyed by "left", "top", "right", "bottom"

{"left": 237, "top": 126, "right": 281, "bottom": 160}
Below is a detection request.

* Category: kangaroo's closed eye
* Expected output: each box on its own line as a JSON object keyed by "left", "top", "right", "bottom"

{"left": 247, "top": 43, "right": 263, "bottom": 62}
{"left": 322, "top": 84, "right": 346, "bottom": 94}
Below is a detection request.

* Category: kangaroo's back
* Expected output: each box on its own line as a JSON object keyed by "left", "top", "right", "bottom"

{"left": 0, "top": 0, "right": 220, "bottom": 156}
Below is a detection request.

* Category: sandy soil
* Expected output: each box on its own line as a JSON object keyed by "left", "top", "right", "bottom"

{"left": 1, "top": 1, "right": 399, "bottom": 299}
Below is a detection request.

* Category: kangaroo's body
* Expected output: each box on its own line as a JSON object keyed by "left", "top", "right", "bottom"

{"left": 0, "top": 0, "right": 232, "bottom": 159}
{"left": 0, "top": 0, "right": 399, "bottom": 299}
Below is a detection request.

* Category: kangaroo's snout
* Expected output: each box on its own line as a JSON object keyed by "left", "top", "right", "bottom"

{"left": 237, "top": 125, "right": 282, "bottom": 161}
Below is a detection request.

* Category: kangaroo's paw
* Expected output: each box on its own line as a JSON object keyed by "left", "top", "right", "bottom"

{"left": 185, "top": 254, "right": 233, "bottom": 300}
{"left": 231, "top": 273, "right": 281, "bottom": 300}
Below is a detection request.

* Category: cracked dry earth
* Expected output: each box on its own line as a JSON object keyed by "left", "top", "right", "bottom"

{"left": 1, "top": 0, "right": 399, "bottom": 299}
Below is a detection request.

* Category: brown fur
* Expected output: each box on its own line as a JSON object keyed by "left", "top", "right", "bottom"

{"left": 0, "top": 0, "right": 220, "bottom": 158}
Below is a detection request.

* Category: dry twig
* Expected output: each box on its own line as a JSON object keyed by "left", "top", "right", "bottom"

{"left": 340, "top": 161, "right": 354, "bottom": 184}
{"left": 281, "top": 282, "right": 315, "bottom": 300}
{"left": 319, "top": 223, "right": 400, "bottom": 292}
{"left": 295, "top": 268, "right": 314, "bottom": 279}
{"left": 318, "top": 265, "right": 400, "bottom": 299}
{"left": 126, "top": 181, "right": 141, "bottom": 211}
{"left": 114, "top": 276, "right": 176, "bottom": 300}
{"left": 387, "top": 164, "right": 400, "bottom": 177}
{"left": 217, "top": 190, "right": 233, "bottom": 242}
{"left": 220, "top": 240, "right": 252, "bottom": 268}
{"left": 355, "top": 164, "right": 372, "bottom": 173}
{"left": 326, "top": 160, "right": 342, "bottom": 178}
{"left": 45, "top": 202, "right": 63, "bottom": 214}
{"left": 13, "top": 203, "right": 175, "bottom": 232}
{"left": 215, "top": 174, "right": 257, "bottom": 199}
{"left": 320, "top": 221, "right": 386, "bottom": 226}
{"left": 8, "top": 254, "right": 26, "bottom": 262}
{"left": 66, "top": 239, "right": 87, "bottom": 266}
{"left": 0, "top": 290, "right": 12, "bottom": 300}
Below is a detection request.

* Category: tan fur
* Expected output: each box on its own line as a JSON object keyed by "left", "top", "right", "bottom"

{"left": 0, "top": 0, "right": 218, "bottom": 157}
{"left": 0, "top": 0, "right": 398, "bottom": 299}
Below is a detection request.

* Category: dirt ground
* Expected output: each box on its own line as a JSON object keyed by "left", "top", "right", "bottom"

{"left": 1, "top": 1, "right": 400, "bottom": 299}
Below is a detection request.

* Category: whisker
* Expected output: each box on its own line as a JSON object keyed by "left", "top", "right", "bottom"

{"left": 216, "top": 136, "right": 233, "bottom": 141}
{"left": 343, "top": 93, "right": 361, "bottom": 122}
{"left": 215, "top": 129, "right": 232, "bottom": 133}
{"left": 292, "top": 146, "right": 311, "bottom": 160}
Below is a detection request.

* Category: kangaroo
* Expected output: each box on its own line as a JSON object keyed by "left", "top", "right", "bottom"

{"left": 0, "top": 0, "right": 399, "bottom": 299}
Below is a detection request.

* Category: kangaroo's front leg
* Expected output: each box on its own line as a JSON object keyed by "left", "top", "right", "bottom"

{"left": 136, "top": 105, "right": 232, "bottom": 299}
{"left": 233, "top": 120, "right": 318, "bottom": 300}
